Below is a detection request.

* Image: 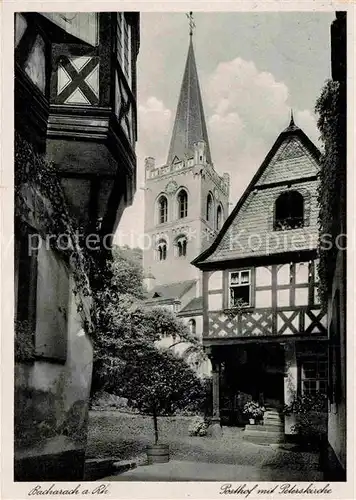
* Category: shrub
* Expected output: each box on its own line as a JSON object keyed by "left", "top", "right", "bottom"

{"left": 188, "top": 416, "right": 209, "bottom": 437}
{"left": 283, "top": 392, "right": 328, "bottom": 445}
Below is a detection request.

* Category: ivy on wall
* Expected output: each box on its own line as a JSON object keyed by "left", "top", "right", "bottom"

{"left": 315, "top": 79, "right": 346, "bottom": 309}
{"left": 15, "top": 132, "right": 94, "bottom": 345}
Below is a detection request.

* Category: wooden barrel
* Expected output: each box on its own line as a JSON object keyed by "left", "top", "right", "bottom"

{"left": 146, "top": 444, "right": 169, "bottom": 464}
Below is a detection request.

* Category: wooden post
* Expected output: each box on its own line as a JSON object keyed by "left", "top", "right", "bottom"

{"left": 206, "top": 347, "right": 222, "bottom": 437}
{"left": 211, "top": 357, "right": 221, "bottom": 421}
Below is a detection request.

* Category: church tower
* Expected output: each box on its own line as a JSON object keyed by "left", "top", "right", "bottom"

{"left": 143, "top": 25, "right": 230, "bottom": 315}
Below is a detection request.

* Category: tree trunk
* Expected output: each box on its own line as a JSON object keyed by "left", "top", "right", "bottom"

{"left": 152, "top": 406, "right": 159, "bottom": 444}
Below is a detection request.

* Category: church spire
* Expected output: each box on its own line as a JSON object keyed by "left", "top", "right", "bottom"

{"left": 166, "top": 18, "right": 212, "bottom": 166}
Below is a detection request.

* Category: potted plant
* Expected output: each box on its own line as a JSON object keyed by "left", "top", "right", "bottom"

{"left": 243, "top": 401, "right": 265, "bottom": 424}
{"left": 123, "top": 345, "right": 204, "bottom": 463}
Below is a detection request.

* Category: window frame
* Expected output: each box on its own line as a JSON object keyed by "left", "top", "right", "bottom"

{"left": 274, "top": 190, "right": 305, "bottom": 231}
{"left": 156, "top": 239, "right": 167, "bottom": 261}
{"left": 206, "top": 193, "right": 213, "bottom": 222}
{"left": 300, "top": 358, "right": 328, "bottom": 396}
{"left": 157, "top": 195, "right": 168, "bottom": 224}
{"left": 117, "top": 13, "right": 132, "bottom": 87}
{"left": 175, "top": 235, "right": 187, "bottom": 258}
{"left": 177, "top": 189, "right": 188, "bottom": 219}
{"left": 216, "top": 204, "right": 223, "bottom": 231}
{"left": 228, "top": 269, "right": 253, "bottom": 309}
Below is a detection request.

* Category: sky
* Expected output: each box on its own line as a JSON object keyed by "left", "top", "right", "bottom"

{"left": 115, "top": 11, "right": 334, "bottom": 248}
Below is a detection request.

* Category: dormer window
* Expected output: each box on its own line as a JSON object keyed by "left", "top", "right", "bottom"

{"left": 274, "top": 191, "right": 304, "bottom": 231}
{"left": 177, "top": 189, "right": 188, "bottom": 219}
{"left": 158, "top": 195, "right": 168, "bottom": 224}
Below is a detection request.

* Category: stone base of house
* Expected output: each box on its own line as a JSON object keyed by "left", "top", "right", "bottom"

{"left": 14, "top": 449, "right": 85, "bottom": 481}
{"left": 320, "top": 440, "right": 346, "bottom": 482}
{"left": 207, "top": 421, "right": 223, "bottom": 438}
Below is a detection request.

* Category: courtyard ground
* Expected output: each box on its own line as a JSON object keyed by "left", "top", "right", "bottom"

{"left": 87, "top": 411, "right": 323, "bottom": 481}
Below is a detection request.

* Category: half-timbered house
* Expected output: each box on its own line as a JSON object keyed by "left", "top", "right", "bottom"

{"left": 192, "top": 116, "right": 328, "bottom": 440}
{"left": 14, "top": 12, "right": 139, "bottom": 480}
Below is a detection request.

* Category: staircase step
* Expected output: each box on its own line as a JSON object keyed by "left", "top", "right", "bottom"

{"left": 262, "top": 424, "right": 284, "bottom": 432}
{"left": 244, "top": 427, "right": 283, "bottom": 436}
{"left": 244, "top": 434, "right": 285, "bottom": 445}
{"left": 245, "top": 423, "right": 283, "bottom": 431}
{"left": 265, "top": 417, "right": 284, "bottom": 423}
{"left": 243, "top": 427, "right": 284, "bottom": 445}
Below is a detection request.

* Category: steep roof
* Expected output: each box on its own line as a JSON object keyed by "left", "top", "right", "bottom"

{"left": 147, "top": 280, "right": 196, "bottom": 302}
{"left": 178, "top": 296, "right": 203, "bottom": 315}
{"left": 192, "top": 117, "right": 321, "bottom": 268}
{"left": 166, "top": 38, "right": 212, "bottom": 165}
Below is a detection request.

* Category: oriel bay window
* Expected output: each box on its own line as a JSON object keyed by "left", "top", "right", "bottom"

{"left": 229, "top": 270, "right": 251, "bottom": 308}
{"left": 116, "top": 13, "right": 132, "bottom": 85}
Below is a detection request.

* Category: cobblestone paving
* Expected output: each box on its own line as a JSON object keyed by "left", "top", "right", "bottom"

{"left": 88, "top": 411, "right": 322, "bottom": 481}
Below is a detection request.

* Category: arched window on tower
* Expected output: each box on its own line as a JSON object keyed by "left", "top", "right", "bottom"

{"left": 158, "top": 195, "right": 168, "bottom": 224}
{"left": 274, "top": 191, "right": 304, "bottom": 231}
{"left": 175, "top": 235, "right": 187, "bottom": 257}
{"left": 216, "top": 205, "right": 224, "bottom": 231}
{"left": 177, "top": 189, "right": 188, "bottom": 219}
{"left": 206, "top": 193, "right": 213, "bottom": 222}
{"left": 156, "top": 239, "right": 167, "bottom": 261}
{"left": 188, "top": 319, "right": 196, "bottom": 335}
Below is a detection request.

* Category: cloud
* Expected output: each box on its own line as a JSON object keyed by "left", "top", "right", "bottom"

{"left": 115, "top": 97, "right": 172, "bottom": 247}
{"left": 116, "top": 59, "right": 320, "bottom": 247}
{"left": 204, "top": 57, "right": 320, "bottom": 204}
{"left": 137, "top": 96, "right": 172, "bottom": 165}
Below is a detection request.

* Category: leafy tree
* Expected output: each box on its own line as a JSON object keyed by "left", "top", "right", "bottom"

{"left": 110, "top": 244, "right": 145, "bottom": 299}
{"left": 315, "top": 78, "right": 346, "bottom": 308}
{"left": 122, "top": 345, "right": 205, "bottom": 444}
{"left": 91, "top": 246, "right": 200, "bottom": 397}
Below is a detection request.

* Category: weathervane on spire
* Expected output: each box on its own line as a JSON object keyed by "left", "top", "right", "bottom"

{"left": 186, "top": 12, "right": 196, "bottom": 37}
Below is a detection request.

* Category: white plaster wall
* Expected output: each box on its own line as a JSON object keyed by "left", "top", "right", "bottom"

{"left": 208, "top": 271, "right": 223, "bottom": 290}
{"left": 255, "top": 289, "right": 272, "bottom": 308}
{"left": 295, "top": 262, "right": 309, "bottom": 283}
{"left": 255, "top": 266, "right": 272, "bottom": 287}
{"left": 15, "top": 270, "right": 93, "bottom": 458}
{"left": 277, "top": 289, "right": 290, "bottom": 307}
{"left": 295, "top": 287, "right": 309, "bottom": 306}
{"left": 277, "top": 264, "right": 290, "bottom": 285}
{"left": 208, "top": 293, "right": 223, "bottom": 311}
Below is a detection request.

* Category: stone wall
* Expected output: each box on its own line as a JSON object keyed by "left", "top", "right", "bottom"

{"left": 14, "top": 263, "right": 93, "bottom": 480}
